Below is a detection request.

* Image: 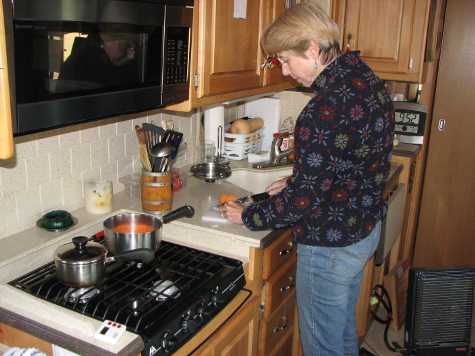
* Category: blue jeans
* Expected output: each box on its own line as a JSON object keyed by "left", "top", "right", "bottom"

{"left": 296, "top": 222, "right": 381, "bottom": 356}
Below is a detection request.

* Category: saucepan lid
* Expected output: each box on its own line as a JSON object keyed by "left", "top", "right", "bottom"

{"left": 55, "top": 236, "right": 107, "bottom": 265}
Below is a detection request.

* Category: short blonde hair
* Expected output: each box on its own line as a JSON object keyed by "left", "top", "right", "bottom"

{"left": 261, "top": 2, "right": 341, "bottom": 65}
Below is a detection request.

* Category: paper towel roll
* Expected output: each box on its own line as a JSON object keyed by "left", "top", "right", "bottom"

{"left": 204, "top": 105, "right": 225, "bottom": 156}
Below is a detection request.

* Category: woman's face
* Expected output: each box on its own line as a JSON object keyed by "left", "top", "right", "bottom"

{"left": 278, "top": 48, "right": 320, "bottom": 87}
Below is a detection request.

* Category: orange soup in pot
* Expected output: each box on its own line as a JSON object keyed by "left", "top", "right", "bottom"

{"left": 112, "top": 223, "right": 156, "bottom": 234}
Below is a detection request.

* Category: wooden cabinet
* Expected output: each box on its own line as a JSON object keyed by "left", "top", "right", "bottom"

{"left": 0, "top": 0, "right": 14, "bottom": 159}
{"left": 259, "top": 230, "right": 298, "bottom": 356}
{"left": 0, "top": 323, "right": 53, "bottom": 355}
{"left": 192, "top": 296, "right": 260, "bottom": 356}
{"left": 165, "top": 0, "right": 293, "bottom": 112}
{"left": 333, "top": 0, "right": 431, "bottom": 82}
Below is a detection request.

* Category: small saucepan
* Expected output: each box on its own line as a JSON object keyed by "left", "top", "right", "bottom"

{"left": 54, "top": 236, "right": 151, "bottom": 288}
{"left": 103, "top": 205, "right": 195, "bottom": 262}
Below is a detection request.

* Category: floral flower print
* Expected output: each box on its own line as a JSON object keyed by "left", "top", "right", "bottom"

{"left": 306, "top": 152, "right": 323, "bottom": 167}
{"left": 350, "top": 105, "right": 365, "bottom": 120}
{"left": 319, "top": 105, "right": 336, "bottom": 121}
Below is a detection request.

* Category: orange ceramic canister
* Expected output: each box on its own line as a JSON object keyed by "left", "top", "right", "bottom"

{"left": 141, "top": 171, "right": 172, "bottom": 214}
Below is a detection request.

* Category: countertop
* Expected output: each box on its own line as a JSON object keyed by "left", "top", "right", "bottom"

{"left": 0, "top": 161, "right": 402, "bottom": 355}
{"left": 0, "top": 168, "right": 276, "bottom": 355}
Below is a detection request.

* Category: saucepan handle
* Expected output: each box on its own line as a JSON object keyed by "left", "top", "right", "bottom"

{"left": 162, "top": 205, "right": 195, "bottom": 224}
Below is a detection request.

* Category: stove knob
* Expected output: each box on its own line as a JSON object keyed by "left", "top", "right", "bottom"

{"left": 161, "top": 332, "right": 177, "bottom": 352}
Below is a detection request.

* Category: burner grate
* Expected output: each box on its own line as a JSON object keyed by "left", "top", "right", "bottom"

{"left": 9, "top": 241, "right": 244, "bottom": 336}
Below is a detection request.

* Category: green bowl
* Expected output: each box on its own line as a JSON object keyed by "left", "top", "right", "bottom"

{"left": 37, "top": 210, "right": 77, "bottom": 231}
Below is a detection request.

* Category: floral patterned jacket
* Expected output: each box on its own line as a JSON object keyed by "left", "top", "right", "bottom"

{"left": 242, "top": 51, "right": 394, "bottom": 247}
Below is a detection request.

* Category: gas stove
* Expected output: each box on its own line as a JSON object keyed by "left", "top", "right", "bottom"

{"left": 9, "top": 240, "right": 246, "bottom": 356}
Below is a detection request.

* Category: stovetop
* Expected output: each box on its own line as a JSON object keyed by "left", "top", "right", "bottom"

{"left": 9, "top": 240, "right": 247, "bottom": 356}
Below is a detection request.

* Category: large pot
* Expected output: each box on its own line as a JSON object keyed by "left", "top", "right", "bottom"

{"left": 103, "top": 205, "right": 195, "bottom": 261}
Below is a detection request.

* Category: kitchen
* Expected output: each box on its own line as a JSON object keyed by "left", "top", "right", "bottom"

{"left": 1, "top": 0, "right": 474, "bottom": 356}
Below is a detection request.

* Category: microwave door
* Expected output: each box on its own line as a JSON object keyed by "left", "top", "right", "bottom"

{"left": 12, "top": 0, "right": 167, "bottom": 136}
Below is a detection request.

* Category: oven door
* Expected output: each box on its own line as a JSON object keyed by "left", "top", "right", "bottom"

{"left": 12, "top": 0, "right": 166, "bottom": 135}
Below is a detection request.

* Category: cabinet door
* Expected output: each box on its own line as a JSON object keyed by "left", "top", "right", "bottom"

{"left": 337, "top": 0, "right": 430, "bottom": 82}
{"left": 0, "top": 0, "right": 14, "bottom": 159}
{"left": 197, "top": 0, "right": 262, "bottom": 98}
{"left": 260, "top": 0, "right": 288, "bottom": 87}
{"left": 194, "top": 296, "right": 260, "bottom": 356}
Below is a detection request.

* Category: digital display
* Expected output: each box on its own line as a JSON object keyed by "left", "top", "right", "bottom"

{"left": 395, "top": 111, "right": 420, "bottom": 125}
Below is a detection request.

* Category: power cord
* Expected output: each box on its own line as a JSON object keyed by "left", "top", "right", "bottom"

{"left": 369, "top": 284, "right": 406, "bottom": 354}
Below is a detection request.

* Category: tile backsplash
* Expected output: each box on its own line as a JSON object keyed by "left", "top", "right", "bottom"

{"left": 0, "top": 90, "right": 311, "bottom": 239}
{"left": 0, "top": 109, "right": 199, "bottom": 239}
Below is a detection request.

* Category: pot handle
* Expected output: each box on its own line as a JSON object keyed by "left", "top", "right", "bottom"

{"left": 162, "top": 205, "right": 195, "bottom": 224}
{"left": 107, "top": 249, "right": 155, "bottom": 264}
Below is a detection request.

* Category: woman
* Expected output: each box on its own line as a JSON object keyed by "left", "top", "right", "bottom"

{"left": 221, "top": 2, "right": 394, "bottom": 355}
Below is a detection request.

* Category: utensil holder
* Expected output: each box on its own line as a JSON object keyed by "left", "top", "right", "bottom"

{"left": 141, "top": 171, "right": 172, "bottom": 215}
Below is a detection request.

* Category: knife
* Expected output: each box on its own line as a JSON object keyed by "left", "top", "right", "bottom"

{"left": 234, "top": 192, "right": 270, "bottom": 205}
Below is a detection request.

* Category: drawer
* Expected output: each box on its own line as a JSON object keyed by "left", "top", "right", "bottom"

{"left": 262, "top": 255, "right": 297, "bottom": 318}
{"left": 260, "top": 292, "right": 296, "bottom": 355}
{"left": 267, "top": 330, "right": 293, "bottom": 356}
{"left": 263, "top": 229, "right": 296, "bottom": 280}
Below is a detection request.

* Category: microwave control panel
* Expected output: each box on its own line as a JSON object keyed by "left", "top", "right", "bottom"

{"left": 165, "top": 28, "right": 190, "bottom": 85}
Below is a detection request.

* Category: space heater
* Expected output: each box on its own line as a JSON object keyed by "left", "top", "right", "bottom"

{"left": 404, "top": 267, "right": 475, "bottom": 355}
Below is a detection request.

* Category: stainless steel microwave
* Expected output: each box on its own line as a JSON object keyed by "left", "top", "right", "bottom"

{"left": 7, "top": 0, "right": 193, "bottom": 136}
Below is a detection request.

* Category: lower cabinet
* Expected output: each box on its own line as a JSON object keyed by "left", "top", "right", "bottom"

{"left": 193, "top": 296, "right": 260, "bottom": 356}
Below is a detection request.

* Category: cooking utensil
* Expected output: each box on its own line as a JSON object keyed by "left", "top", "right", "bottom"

{"left": 103, "top": 205, "right": 195, "bottom": 259}
{"left": 150, "top": 142, "right": 175, "bottom": 172}
{"left": 216, "top": 192, "right": 270, "bottom": 208}
{"left": 54, "top": 236, "right": 152, "bottom": 288}
{"left": 134, "top": 125, "right": 152, "bottom": 171}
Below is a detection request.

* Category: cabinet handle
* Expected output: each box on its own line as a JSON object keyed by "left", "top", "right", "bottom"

{"left": 280, "top": 276, "right": 295, "bottom": 293}
{"left": 272, "top": 316, "right": 289, "bottom": 334}
{"left": 279, "top": 241, "right": 294, "bottom": 256}
{"left": 437, "top": 118, "right": 446, "bottom": 132}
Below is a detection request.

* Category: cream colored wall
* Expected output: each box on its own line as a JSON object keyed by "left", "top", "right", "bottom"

{"left": 0, "top": 110, "right": 199, "bottom": 239}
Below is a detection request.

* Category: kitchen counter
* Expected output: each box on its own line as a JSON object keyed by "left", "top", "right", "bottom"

{"left": 0, "top": 162, "right": 402, "bottom": 355}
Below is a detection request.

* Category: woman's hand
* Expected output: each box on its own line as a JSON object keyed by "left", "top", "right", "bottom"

{"left": 220, "top": 201, "right": 244, "bottom": 225}
{"left": 265, "top": 177, "right": 288, "bottom": 196}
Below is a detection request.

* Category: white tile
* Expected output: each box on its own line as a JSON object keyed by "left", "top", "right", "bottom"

{"left": 26, "top": 154, "right": 50, "bottom": 187}
{"left": 62, "top": 177, "right": 83, "bottom": 211}
{"left": 125, "top": 133, "right": 139, "bottom": 157}
{"left": 71, "top": 144, "right": 92, "bottom": 175}
{"left": 118, "top": 157, "right": 134, "bottom": 179}
{"left": 0, "top": 192, "right": 19, "bottom": 237}
{"left": 117, "top": 119, "right": 134, "bottom": 135}
{"left": 133, "top": 115, "right": 148, "bottom": 127}
{"left": 80, "top": 127, "right": 100, "bottom": 144}
{"left": 50, "top": 150, "right": 72, "bottom": 180}
{"left": 15, "top": 141, "right": 37, "bottom": 160}
{"left": 59, "top": 131, "right": 81, "bottom": 149}
{"left": 100, "top": 162, "right": 116, "bottom": 183}
{"left": 36, "top": 136, "right": 60, "bottom": 156}
{"left": 99, "top": 123, "right": 117, "bottom": 139}
{"left": 16, "top": 186, "right": 42, "bottom": 227}
{"left": 40, "top": 180, "right": 64, "bottom": 212}
{"left": 148, "top": 112, "right": 163, "bottom": 126}
{"left": 109, "top": 135, "right": 126, "bottom": 162}
{"left": 81, "top": 170, "right": 101, "bottom": 185}
{"left": 91, "top": 141, "right": 109, "bottom": 168}
{"left": 1, "top": 160, "right": 27, "bottom": 193}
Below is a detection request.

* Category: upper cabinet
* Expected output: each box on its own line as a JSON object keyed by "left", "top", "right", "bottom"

{"left": 166, "top": 0, "right": 293, "bottom": 111}
{"left": 333, "top": 0, "right": 431, "bottom": 82}
{"left": 0, "top": 0, "right": 14, "bottom": 159}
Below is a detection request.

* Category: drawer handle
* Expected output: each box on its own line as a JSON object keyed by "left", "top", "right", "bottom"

{"left": 272, "top": 316, "right": 289, "bottom": 334}
{"left": 279, "top": 241, "right": 294, "bottom": 256}
{"left": 280, "top": 276, "right": 295, "bottom": 293}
